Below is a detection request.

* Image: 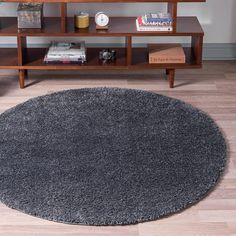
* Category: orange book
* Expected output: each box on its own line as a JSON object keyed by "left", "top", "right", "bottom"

{"left": 148, "top": 44, "right": 186, "bottom": 64}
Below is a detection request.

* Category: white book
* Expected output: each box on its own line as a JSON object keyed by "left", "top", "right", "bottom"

{"left": 45, "top": 56, "right": 86, "bottom": 61}
{"left": 136, "top": 19, "right": 173, "bottom": 32}
{"left": 47, "top": 52, "right": 85, "bottom": 57}
{"left": 47, "top": 41, "right": 86, "bottom": 57}
{"left": 46, "top": 53, "right": 86, "bottom": 59}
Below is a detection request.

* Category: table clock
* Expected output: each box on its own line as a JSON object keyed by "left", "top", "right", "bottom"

{"left": 95, "top": 12, "right": 109, "bottom": 30}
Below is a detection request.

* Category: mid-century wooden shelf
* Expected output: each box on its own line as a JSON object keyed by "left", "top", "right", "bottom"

{"left": 0, "top": 0, "right": 205, "bottom": 88}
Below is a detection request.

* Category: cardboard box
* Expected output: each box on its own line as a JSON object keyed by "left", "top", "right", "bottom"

{"left": 148, "top": 44, "right": 186, "bottom": 64}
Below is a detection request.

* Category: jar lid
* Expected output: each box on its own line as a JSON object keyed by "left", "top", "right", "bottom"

{"left": 77, "top": 12, "right": 89, "bottom": 17}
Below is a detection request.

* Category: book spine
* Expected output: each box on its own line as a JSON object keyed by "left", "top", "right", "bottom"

{"left": 47, "top": 51, "right": 86, "bottom": 56}
{"left": 138, "top": 27, "right": 172, "bottom": 32}
{"left": 137, "top": 16, "right": 172, "bottom": 26}
{"left": 44, "top": 55, "right": 86, "bottom": 62}
{"left": 145, "top": 15, "right": 172, "bottom": 23}
{"left": 145, "top": 13, "right": 172, "bottom": 22}
{"left": 149, "top": 57, "right": 185, "bottom": 64}
{"left": 46, "top": 54, "right": 86, "bottom": 59}
{"left": 44, "top": 60, "right": 85, "bottom": 64}
{"left": 145, "top": 18, "right": 172, "bottom": 23}
{"left": 136, "top": 20, "right": 173, "bottom": 32}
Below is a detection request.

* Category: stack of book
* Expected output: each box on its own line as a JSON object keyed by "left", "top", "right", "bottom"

{"left": 136, "top": 13, "right": 173, "bottom": 32}
{"left": 44, "top": 41, "right": 86, "bottom": 64}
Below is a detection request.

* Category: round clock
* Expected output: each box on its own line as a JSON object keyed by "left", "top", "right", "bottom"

{"left": 95, "top": 12, "right": 109, "bottom": 28}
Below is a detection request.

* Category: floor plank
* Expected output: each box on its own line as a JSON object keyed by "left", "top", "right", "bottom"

{"left": 0, "top": 61, "right": 236, "bottom": 235}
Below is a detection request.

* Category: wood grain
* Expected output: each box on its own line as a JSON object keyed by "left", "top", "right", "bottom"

{"left": 0, "top": 60, "right": 235, "bottom": 235}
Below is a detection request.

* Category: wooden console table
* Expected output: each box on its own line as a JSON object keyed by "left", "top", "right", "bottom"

{"left": 0, "top": 0, "right": 205, "bottom": 88}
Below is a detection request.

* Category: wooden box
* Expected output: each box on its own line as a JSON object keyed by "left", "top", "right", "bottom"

{"left": 148, "top": 44, "right": 186, "bottom": 64}
{"left": 17, "top": 3, "right": 43, "bottom": 29}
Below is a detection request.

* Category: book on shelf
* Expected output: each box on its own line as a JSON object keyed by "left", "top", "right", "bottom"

{"left": 148, "top": 44, "right": 186, "bottom": 64}
{"left": 44, "top": 56, "right": 86, "bottom": 64}
{"left": 136, "top": 13, "right": 173, "bottom": 32}
{"left": 137, "top": 16, "right": 172, "bottom": 26}
{"left": 44, "top": 41, "right": 86, "bottom": 64}
{"left": 44, "top": 60, "right": 86, "bottom": 64}
{"left": 136, "top": 19, "right": 173, "bottom": 32}
{"left": 145, "top": 13, "right": 172, "bottom": 23}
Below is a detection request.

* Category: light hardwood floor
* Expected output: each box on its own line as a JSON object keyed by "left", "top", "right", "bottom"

{"left": 0, "top": 61, "right": 236, "bottom": 236}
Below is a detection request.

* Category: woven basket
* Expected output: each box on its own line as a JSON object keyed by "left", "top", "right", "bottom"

{"left": 17, "top": 3, "right": 43, "bottom": 29}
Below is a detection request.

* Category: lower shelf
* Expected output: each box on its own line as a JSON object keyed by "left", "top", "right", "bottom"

{"left": 0, "top": 48, "right": 18, "bottom": 69}
{"left": 24, "top": 48, "right": 128, "bottom": 69}
{"left": 0, "top": 47, "right": 201, "bottom": 70}
{"left": 131, "top": 47, "right": 200, "bottom": 69}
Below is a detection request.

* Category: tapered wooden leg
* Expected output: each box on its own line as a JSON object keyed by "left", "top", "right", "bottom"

{"left": 19, "top": 70, "right": 25, "bottom": 89}
{"left": 167, "top": 69, "right": 175, "bottom": 88}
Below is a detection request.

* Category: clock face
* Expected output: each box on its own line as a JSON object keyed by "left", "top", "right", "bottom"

{"left": 95, "top": 12, "right": 109, "bottom": 27}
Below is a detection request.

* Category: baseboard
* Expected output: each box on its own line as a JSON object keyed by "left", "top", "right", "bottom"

{"left": 0, "top": 43, "right": 236, "bottom": 60}
{"left": 202, "top": 43, "right": 236, "bottom": 60}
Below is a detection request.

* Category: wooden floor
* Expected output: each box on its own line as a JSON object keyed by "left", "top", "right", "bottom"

{"left": 0, "top": 61, "right": 236, "bottom": 236}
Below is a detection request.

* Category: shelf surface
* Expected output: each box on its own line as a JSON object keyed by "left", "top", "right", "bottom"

{"left": 0, "top": 47, "right": 201, "bottom": 69}
{"left": 23, "top": 47, "right": 200, "bottom": 69}
{"left": 23, "top": 48, "right": 128, "bottom": 69}
{"left": 67, "top": 17, "right": 204, "bottom": 36}
{"left": 0, "top": 17, "right": 204, "bottom": 36}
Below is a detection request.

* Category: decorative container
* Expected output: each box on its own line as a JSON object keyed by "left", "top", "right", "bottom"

{"left": 17, "top": 3, "right": 43, "bottom": 29}
{"left": 74, "top": 12, "right": 89, "bottom": 29}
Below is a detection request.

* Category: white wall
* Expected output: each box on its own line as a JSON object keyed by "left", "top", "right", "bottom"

{"left": 0, "top": 0, "right": 235, "bottom": 45}
{"left": 179, "top": 0, "right": 236, "bottom": 43}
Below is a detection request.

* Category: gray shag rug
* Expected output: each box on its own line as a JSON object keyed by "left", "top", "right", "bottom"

{"left": 0, "top": 88, "right": 227, "bottom": 226}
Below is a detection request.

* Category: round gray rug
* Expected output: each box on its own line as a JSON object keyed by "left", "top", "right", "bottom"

{"left": 0, "top": 88, "right": 227, "bottom": 225}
